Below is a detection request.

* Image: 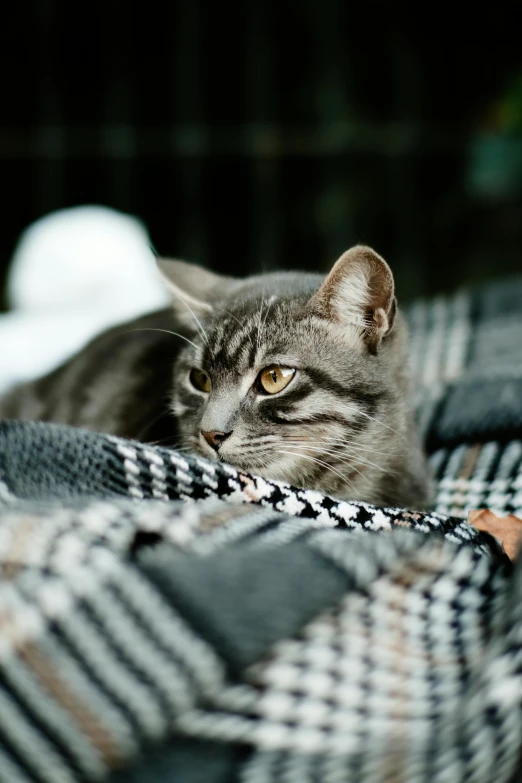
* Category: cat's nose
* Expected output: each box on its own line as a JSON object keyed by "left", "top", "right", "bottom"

{"left": 201, "top": 430, "right": 232, "bottom": 451}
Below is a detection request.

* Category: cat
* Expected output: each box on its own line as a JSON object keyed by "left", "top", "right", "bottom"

{"left": 0, "top": 245, "right": 432, "bottom": 508}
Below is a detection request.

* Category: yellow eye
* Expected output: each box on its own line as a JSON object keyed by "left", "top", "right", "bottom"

{"left": 258, "top": 365, "right": 295, "bottom": 395}
{"left": 189, "top": 368, "right": 211, "bottom": 393}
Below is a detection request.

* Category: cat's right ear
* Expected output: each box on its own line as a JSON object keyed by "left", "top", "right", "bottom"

{"left": 156, "top": 258, "right": 236, "bottom": 315}
{"left": 309, "top": 245, "right": 397, "bottom": 354}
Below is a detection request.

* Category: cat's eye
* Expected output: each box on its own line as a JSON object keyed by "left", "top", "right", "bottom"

{"left": 189, "top": 368, "right": 211, "bottom": 393}
{"left": 258, "top": 365, "right": 295, "bottom": 395}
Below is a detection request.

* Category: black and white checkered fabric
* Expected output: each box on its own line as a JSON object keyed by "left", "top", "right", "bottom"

{"left": 0, "top": 275, "right": 522, "bottom": 782}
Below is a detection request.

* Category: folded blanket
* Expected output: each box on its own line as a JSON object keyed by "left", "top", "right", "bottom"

{"left": 0, "top": 275, "right": 522, "bottom": 782}
{"left": 0, "top": 422, "right": 517, "bottom": 783}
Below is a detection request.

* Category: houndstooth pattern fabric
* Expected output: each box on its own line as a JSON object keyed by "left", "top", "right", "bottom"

{"left": 0, "top": 420, "right": 500, "bottom": 558}
{"left": 1, "top": 275, "right": 522, "bottom": 781}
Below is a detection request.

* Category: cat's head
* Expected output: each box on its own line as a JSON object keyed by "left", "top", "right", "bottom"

{"left": 157, "top": 246, "right": 407, "bottom": 499}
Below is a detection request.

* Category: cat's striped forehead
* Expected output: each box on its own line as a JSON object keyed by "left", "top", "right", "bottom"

{"left": 198, "top": 295, "right": 301, "bottom": 372}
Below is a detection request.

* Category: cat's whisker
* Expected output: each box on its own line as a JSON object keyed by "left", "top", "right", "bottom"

{"left": 256, "top": 297, "right": 266, "bottom": 352}
{"left": 216, "top": 307, "right": 258, "bottom": 349}
{"left": 276, "top": 450, "right": 353, "bottom": 485}
{"left": 214, "top": 305, "right": 245, "bottom": 330}
{"left": 284, "top": 436, "right": 380, "bottom": 454}
{"left": 313, "top": 444, "right": 397, "bottom": 473}
{"left": 328, "top": 440, "right": 406, "bottom": 460}
{"left": 126, "top": 328, "right": 199, "bottom": 352}
{"left": 285, "top": 451, "right": 359, "bottom": 490}
{"left": 152, "top": 439, "right": 186, "bottom": 449}
{"left": 258, "top": 296, "right": 273, "bottom": 349}
{"left": 169, "top": 290, "right": 213, "bottom": 353}
{"left": 281, "top": 443, "right": 396, "bottom": 476}
{"left": 342, "top": 405, "right": 406, "bottom": 439}
{"left": 291, "top": 434, "right": 401, "bottom": 452}
{"left": 276, "top": 409, "right": 404, "bottom": 439}
{"left": 282, "top": 437, "right": 395, "bottom": 458}
{"left": 333, "top": 453, "right": 398, "bottom": 476}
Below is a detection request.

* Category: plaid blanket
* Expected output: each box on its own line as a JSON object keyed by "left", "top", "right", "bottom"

{"left": 0, "top": 276, "right": 522, "bottom": 782}
{"left": 408, "top": 277, "right": 522, "bottom": 518}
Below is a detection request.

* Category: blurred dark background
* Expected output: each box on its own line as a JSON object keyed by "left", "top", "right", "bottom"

{"left": 2, "top": 2, "right": 522, "bottom": 310}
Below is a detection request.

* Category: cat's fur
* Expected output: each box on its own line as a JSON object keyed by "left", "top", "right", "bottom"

{"left": 0, "top": 245, "right": 431, "bottom": 508}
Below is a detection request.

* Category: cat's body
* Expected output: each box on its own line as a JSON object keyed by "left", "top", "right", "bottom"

{"left": 0, "top": 309, "right": 181, "bottom": 443}
{"left": 0, "top": 246, "right": 432, "bottom": 508}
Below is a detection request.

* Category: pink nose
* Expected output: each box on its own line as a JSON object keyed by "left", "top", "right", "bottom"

{"left": 201, "top": 430, "right": 231, "bottom": 451}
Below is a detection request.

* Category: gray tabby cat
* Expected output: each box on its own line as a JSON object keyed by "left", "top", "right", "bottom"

{"left": 0, "top": 245, "right": 431, "bottom": 508}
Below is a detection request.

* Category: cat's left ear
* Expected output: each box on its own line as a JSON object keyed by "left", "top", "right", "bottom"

{"left": 310, "top": 245, "right": 397, "bottom": 354}
{"left": 156, "top": 258, "right": 237, "bottom": 315}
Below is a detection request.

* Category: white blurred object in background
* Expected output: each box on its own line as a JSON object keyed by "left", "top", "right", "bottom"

{"left": 0, "top": 206, "right": 171, "bottom": 394}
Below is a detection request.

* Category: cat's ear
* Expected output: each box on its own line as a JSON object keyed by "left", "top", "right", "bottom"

{"left": 310, "top": 245, "right": 396, "bottom": 353}
{"left": 156, "top": 258, "right": 236, "bottom": 315}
